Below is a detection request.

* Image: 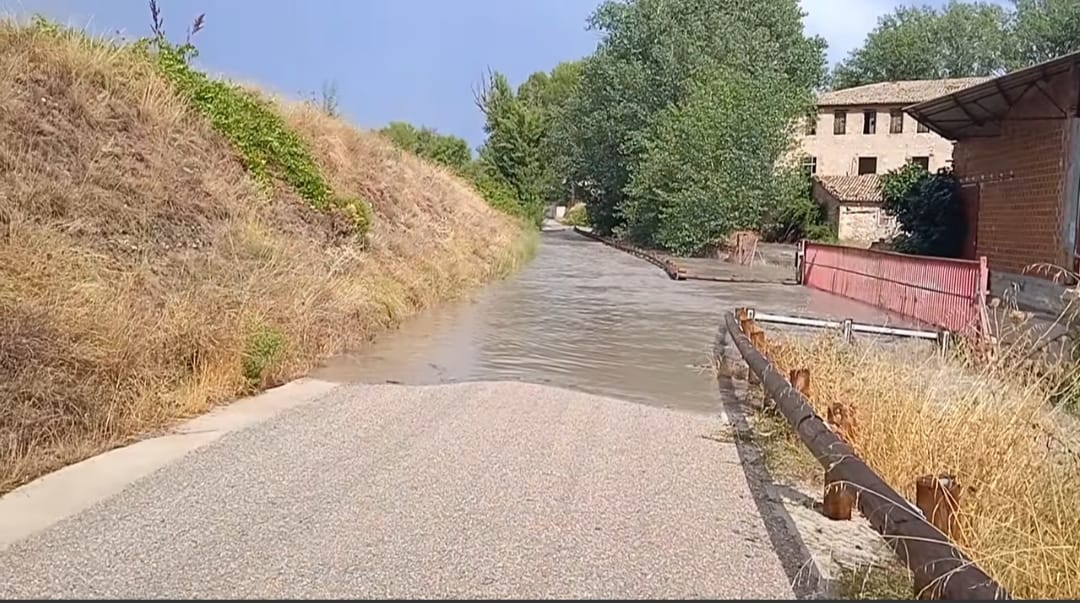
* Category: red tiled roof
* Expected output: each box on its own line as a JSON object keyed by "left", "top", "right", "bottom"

{"left": 815, "top": 174, "right": 883, "bottom": 203}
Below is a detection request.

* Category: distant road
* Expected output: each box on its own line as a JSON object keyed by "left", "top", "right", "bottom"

{"left": 0, "top": 381, "right": 794, "bottom": 598}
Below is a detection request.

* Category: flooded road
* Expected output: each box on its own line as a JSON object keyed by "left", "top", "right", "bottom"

{"left": 313, "top": 227, "right": 908, "bottom": 414}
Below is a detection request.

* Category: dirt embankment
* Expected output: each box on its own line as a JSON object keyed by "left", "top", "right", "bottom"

{"left": 0, "top": 22, "right": 531, "bottom": 492}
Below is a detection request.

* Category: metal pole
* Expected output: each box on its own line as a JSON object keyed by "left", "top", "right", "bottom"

{"left": 749, "top": 311, "right": 945, "bottom": 342}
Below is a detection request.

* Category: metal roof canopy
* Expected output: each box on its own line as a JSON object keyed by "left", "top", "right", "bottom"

{"left": 904, "top": 51, "right": 1080, "bottom": 140}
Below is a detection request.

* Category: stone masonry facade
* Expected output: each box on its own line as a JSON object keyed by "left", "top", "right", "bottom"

{"left": 790, "top": 79, "right": 987, "bottom": 178}
{"left": 797, "top": 108, "right": 958, "bottom": 175}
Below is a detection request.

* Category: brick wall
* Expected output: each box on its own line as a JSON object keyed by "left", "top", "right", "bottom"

{"left": 951, "top": 69, "right": 1078, "bottom": 276}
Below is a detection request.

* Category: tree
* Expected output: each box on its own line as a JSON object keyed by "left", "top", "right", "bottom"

{"left": 881, "top": 163, "right": 966, "bottom": 258}
{"left": 1010, "top": 0, "right": 1080, "bottom": 67}
{"left": 379, "top": 122, "right": 471, "bottom": 171}
{"left": 831, "top": 0, "right": 1080, "bottom": 90}
{"left": 516, "top": 61, "right": 584, "bottom": 203}
{"left": 474, "top": 71, "right": 550, "bottom": 224}
{"left": 831, "top": 1, "right": 1011, "bottom": 89}
{"left": 623, "top": 70, "right": 806, "bottom": 254}
{"left": 554, "top": 0, "right": 826, "bottom": 249}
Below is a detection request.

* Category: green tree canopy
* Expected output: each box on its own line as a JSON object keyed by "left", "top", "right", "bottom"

{"left": 1011, "top": 0, "right": 1080, "bottom": 66}
{"left": 554, "top": 0, "right": 825, "bottom": 252}
{"left": 832, "top": 0, "right": 1080, "bottom": 89}
{"left": 379, "top": 122, "right": 472, "bottom": 171}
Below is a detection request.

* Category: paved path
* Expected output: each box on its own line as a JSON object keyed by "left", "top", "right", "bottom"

{"left": 0, "top": 381, "right": 794, "bottom": 599}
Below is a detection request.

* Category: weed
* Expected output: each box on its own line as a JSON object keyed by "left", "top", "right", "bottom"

{"left": 242, "top": 325, "right": 286, "bottom": 385}
{"left": 750, "top": 406, "right": 819, "bottom": 483}
{"left": 141, "top": 5, "right": 371, "bottom": 235}
{"left": 765, "top": 331, "right": 1080, "bottom": 598}
{"left": 833, "top": 562, "right": 913, "bottom": 600}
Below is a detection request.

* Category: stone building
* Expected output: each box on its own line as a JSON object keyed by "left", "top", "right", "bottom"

{"left": 794, "top": 78, "right": 988, "bottom": 178}
{"left": 811, "top": 174, "right": 897, "bottom": 244}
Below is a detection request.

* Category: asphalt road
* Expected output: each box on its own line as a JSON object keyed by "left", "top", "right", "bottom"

{"left": 0, "top": 381, "right": 795, "bottom": 598}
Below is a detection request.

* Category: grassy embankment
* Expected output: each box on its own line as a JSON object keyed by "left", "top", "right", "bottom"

{"left": 750, "top": 328, "right": 1080, "bottom": 599}
{"left": 0, "top": 21, "right": 534, "bottom": 493}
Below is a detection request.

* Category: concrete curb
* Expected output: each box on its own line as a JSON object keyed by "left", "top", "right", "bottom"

{"left": 0, "top": 377, "right": 341, "bottom": 552}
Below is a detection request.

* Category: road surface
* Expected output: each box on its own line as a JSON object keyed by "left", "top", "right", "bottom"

{"left": 0, "top": 381, "right": 795, "bottom": 598}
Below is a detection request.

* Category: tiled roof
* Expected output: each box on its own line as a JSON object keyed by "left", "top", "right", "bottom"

{"left": 815, "top": 174, "right": 883, "bottom": 203}
{"left": 817, "top": 77, "right": 990, "bottom": 107}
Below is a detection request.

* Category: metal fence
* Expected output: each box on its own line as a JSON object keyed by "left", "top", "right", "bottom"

{"left": 798, "top": 241, "right": 989, "bottom": 336}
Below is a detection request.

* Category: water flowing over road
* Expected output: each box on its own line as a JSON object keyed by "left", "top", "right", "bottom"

{"left": 314, "top": 225, "right": 904, "bottom": 413}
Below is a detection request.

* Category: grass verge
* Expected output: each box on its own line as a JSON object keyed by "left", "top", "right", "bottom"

{"left": 832, "top": 562, "right": 913, "bottom": 600}
{"left": 0, "top": 20, "right": 531, "bottom": 494}
{"left": 761, "top": 331, "right": 1080, "bottom": 599}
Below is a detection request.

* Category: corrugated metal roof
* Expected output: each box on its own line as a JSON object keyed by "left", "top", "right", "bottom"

{"left": 818, "top": 78, "right": 990, "bottom": 107}
{"left": 905, "top": 51, "right": 1080, "bottom": 140}
{"left": 815, "top": 174, "right": 883, "bottom": 203}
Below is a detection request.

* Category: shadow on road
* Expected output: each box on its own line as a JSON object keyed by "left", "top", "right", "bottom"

{"left": 712, "top": 329, "right": 827, "bottom": 600}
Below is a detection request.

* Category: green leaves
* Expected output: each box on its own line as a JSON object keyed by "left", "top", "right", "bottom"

{"left": 472, "top": 66, "right": 583, "bottom": 227}
{"left": 1011, "top": 0, "right": 1080, "bottom": 66}
{"left": 551, "top": 0, "right": 824, "bottom": 251}
{"left": 151, "top": 39, "right": 370, "bottom": 236}
{"left": 881, "top": 163, "right": 966, "bottom": 258}
{"left": 380, "top": 122, "right": 471, "bottom": 171}
{"left": 831, "top": 0, "right": 1080, "bottom": 89}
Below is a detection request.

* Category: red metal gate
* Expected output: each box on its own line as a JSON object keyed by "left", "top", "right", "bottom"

{"left": 799, "top": 241, "right": 989, "bottom": 335}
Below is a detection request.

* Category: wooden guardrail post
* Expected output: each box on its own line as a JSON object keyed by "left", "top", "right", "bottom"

{"left": 915, "top": 474, "right": 962, "bottom": 542}
{"left": 789, "top": 369, "right": 811, "bottom": 398}
{"left": 723, "top": 312, "right": 1007, "bottom": 599}
{"left": 788, "top": 366, "right": 854, "bottom": 522}
{"left": 823, "top": 468, "right": 855, "bottom": 521}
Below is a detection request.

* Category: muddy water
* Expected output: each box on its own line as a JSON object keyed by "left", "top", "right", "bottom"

{"left": 313, "top": 227, "right": 908, "bottom": 414}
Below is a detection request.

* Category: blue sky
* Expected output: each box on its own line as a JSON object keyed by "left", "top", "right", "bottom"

{"left": 9, "top": 0, "right": 955, "bottom": 147}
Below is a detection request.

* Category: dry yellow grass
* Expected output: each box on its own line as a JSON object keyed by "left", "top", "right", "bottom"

{"left": 764, "top": 332, "right": 1080, "bottom": 599}
{"left": 0, "top": 22, "right": 531, "bottom": 493}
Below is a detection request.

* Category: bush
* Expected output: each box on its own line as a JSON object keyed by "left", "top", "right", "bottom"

{"left": 881, "top": 163, "right": 966, "bottom": 257}
{"left": 241, "top": 326, "right": 286, "bottom": 385}
{"left": 561, "top": 203, "right": 589, "bottom": 226}
{"left": 380, "top": 122, "right": 472, "bottom": 171}
{"left": 760, "top": 167, "right": 835, "bottom": 243}
{"left": 460, "top": 160, "right": 543, "bottom": 226}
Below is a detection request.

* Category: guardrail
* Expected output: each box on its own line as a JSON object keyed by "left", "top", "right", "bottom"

{"left": 798, "top": 241, "right": 989, "bottom": 336}
{"left": 720, "top": 309, "right": 1007, "bottom": 600}
{"left": 744, "top": 308, "right": 951, "bottom": 351}
{"left": 572, "top": 227, "right": 685, "bottom": 280}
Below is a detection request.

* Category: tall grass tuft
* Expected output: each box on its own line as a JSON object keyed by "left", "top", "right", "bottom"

{"left": 764, "top": 328, "right": 1080, "bottom": 599}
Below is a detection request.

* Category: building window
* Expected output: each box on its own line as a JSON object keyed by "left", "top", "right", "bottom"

{"left": 834, "top": 110, "right": 847, "bottom": 135}
{"left": 801, "top": 156, "right": 817, "bottom": 177}
{"left": 878, "top": 209, "right": 894, "bottom": 228}
{"left": 890, "top": 109, "right": 904, "bottom": 134}
{"left": 910, "top": 156, "right": 930, "bottom": 170}
{"left": 917, "top": 120, "right": 930, "bottom": 133}
{"left": 805, "top": 115, "right": 817, "bottom": 136}
{"left": 863, "top": 110, "right": 876, "bottom": 134}
{"left": 858, "top": 157, "right": 878, "bottom": 175}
